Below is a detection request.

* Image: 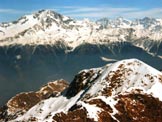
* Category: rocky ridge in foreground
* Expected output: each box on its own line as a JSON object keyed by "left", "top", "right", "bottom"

{"left": 1, "top": 58, "right": 162, "bottom": 122}
{"left": 0, "top": 80, "right": 69, "bottom": 121}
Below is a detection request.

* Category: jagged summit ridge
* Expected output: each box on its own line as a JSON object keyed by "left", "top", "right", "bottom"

{"left": 0, "top": 9, "right": 73, "bottom": 40}
{"left": 8, "top": 59, "right": 162, "bottom": 122}
{"left": 0, "top": 10, "right": 162, "bottom": 55}
{"left": 66, "top": 59, "right": 162, "bottom": 100}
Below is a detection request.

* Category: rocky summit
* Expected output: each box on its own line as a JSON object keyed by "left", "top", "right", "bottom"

{"left": 1, "top": 59, "right": 162, "bottom": 122}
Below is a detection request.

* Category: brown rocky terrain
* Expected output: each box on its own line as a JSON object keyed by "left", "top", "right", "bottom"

{"left": 52, "top": 93, "right": 162, "bottom": 122}
{"left": 0, "top": 79, "right": 69, "bottom": 122}
{"left": 1, "top": 59, "right": 162, "bottom": 122}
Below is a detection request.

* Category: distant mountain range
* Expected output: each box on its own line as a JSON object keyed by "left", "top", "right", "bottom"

{"left": 1, "top": 59, "right": 162, "bottom": 122}
{"left": 0, "top": 9, "right": 162, "bottom": 56}
{"left": 0, "top": 9, "right": 162, "bottom": 107}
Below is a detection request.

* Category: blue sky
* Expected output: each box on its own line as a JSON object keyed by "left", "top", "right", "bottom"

{"left": 0, "top": 0, "right": 162, "bottom": 22}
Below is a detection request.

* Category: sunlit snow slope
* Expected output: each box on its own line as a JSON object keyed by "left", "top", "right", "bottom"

{"left": 6, "top": 59, "right": 162, "bottom": 122}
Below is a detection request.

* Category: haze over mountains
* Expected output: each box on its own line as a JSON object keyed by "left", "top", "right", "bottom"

{"left": 0, "top": 9, "right": 162, "bottom": 106}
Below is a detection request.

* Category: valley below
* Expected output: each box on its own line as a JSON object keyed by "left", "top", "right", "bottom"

{"left": 0, "top": 42, "right": 162, "bottom": 106}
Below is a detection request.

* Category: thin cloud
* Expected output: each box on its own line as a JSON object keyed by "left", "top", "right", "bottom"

{"left": 1, "top": 6, "right": 162, "bottom": 21}
{"left": 60, "top": 6, "right": 138, "bottom": 14}
{"left": 56, "top": 6, "right": 162, "bottom": 19}
{"left": 60, "top": 7, "right": 138, "bottom": 19}
{"left": 61, "top": 8, "right": 101, "bottom": 14}
{"left": 55, "top": 6, "right": 82, "bottom": 9}
{"left": 123, "top": 8, "right": 162, "bottom": 18}
{"left": 0, "top": 9, "right": 28, "bottom": 14}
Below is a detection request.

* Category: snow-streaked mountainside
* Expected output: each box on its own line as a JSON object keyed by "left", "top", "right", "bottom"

{"left": 1, "top": 59, "right": 161, "bottom": 122}
{"left": 0, "top": 9, "right": 162, "bottom": 113}
{"left": 0, "top": 10, "right": 162, "bottom": 55}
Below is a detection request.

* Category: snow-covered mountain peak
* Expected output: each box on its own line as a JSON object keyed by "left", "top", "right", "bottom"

{"left": 0, "top": 9, "right": 162, "bottom": 55}
{"left": 66, "top": 59, "right": 162, "bottom": 100}
{"left": 32, "top": 9, "right": 69, "bottom": 22}
{"left": 140, "top": 17, "right": 157, "bottom": 24}
{"left": 0, "top": 9, "right": 73, "bottom": 41}
{"left": 7, "top": 59, "right": 162, "bottom": 122}
{"left": 96, "top": 17, "right": 131, "bottom": 28}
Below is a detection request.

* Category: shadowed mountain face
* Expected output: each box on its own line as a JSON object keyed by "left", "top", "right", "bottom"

{"left": 0, "top": 42, "right": 162, "bottom": 106}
